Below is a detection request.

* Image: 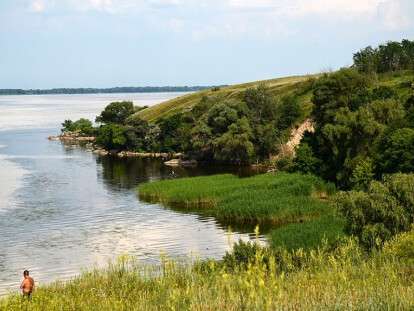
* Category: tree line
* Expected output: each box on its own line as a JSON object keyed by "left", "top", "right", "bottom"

{"left": 353, "top": 39, "right": 414, "bottom": 74}
{"left": 63, "top": 85, "right": 305, "bottom": 164}
{"left": 0, "top": 86, "right": 221, "bottom": 96}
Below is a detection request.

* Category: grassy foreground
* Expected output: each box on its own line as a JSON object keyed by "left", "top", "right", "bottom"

{"left": 139, "top": 173, "right": 344, "bottom": 250}
{"left": 2, "top": 231, "right": 413, "bottom": 310}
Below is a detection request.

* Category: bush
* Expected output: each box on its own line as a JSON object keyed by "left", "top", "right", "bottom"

{"left": 336, "top": 173, "right": 414, "bottom": 249}
{"left": 96, "top": 101, "right": 134, "bottom": 124}
{"left": 96, "top": 124, "right": 127, "bottom": 150}
{"left": 383, "top": 227, "right": 414, "bottom": 263}
{"left": 222, "top": 239, "right": 272, "bottom": 270}
{"left": 61, "top": 118, "right": 94, "bottom": 136}
{"left": 292, "top": 143, "right": 320, "bottom": 174}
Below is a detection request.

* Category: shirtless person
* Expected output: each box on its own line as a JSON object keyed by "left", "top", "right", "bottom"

{"left": 20, "top": 270, "right": 35, "bottom": 300}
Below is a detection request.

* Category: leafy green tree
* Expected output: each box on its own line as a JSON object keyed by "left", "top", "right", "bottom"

{"left": 61, "top": 118, "right": 94, "bottom": 136}
{"left": 276, "top": 96, "right": 302, "bottom": 130}
{"left": 350, "top": 158, "right": 374, "bottom": 191}
{"left": 244, "top": 85, "right": 277, "bottom": 122}
{"left": 375, "top": 128, "right": 414, "bottom": 174}
{"left": 353, "top": 40, "right": 414, "bottom": 74}
{"left": 336, "top": 173, "right": 414, "bottom": 249}
{"left": 95, "top": 101, "right": 134, "bottom": 124}
{"left": 307, "top": 69, "right": 408, "bottom": 187}
{"left": 207, "top": 102, "right": 240, "bottom": 134}
{"left": 156, "top": 113, "right": 190, "bottom": 152}
{"left": 124, "top": 117, "right": 150, "bottom": 151}
{"left": 190, "top": 121, "right": 214, "bottom": 159}
{"left": 353, "top": 46, "right": 378, "bottom": 74}
{"left": 292, "top": 143, "right": 320, "bottom": 174}
{"left": 96, "top": 124, "right": 127, "bottom": 150}
{"left": 61, "top": 120, "right": 74, "bottom": 132}
{"left": 405, "top": 94, "right": 414, "bottom": 127}
{"left": 312, "top": 69, "right": 371, "bottom": 126}
{"left": 213, "top": 118, "right": 255, "bottom": 164}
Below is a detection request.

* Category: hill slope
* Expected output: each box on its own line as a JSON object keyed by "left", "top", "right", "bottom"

{"left": 132, "top": 74, "right": 318, "bottom": 122}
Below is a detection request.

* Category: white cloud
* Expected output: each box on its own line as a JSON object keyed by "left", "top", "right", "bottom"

{"left": 377, "top": 0, "right": 410, "bottom": 30}
{"left": 30, "top": 0, "right": 46, "bottom": 12}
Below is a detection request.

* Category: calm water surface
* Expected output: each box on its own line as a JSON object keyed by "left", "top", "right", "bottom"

{"left": 0, "top": 93, "right": 262, "bottom": 296}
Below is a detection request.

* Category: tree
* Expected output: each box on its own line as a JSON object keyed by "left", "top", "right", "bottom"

{"left": 61, "top": 118, "right": 94, "bottom": 136}
{"left": 124, "top": 117, "right": 150, "bottom": 151}
{"left": 244, "top": 85, "right": 277, "bottom": 122}
{"left": 292, "top": 143, "right": 320, "bottom": 174}
{"left": 213, "top": 118, "right": 255, "bottom": 164}
{"left": 350, "top": 158, "right": 374, "bottom": 191}
{"left": 276, "top": 96, "right": 302, "bottom": 130}
{"left": 353, "top": 46, "right": 378, "bottom": 74}
{"left": 375, "top": 128, "right": 414, "bottom": 174}
{"left": 96, "top": 124, "right": 127, "bottom": 150}
{"left": 190, "top": 121, "right": 214, "bottom": 159}
{"left": 336, "top": 173, "right": 414, "bottom": 249}
{"left": 95, "top": 101, "right": 134, "bottom": 124}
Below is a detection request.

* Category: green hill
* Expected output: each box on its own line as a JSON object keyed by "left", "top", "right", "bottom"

{"left": 132, "top": 74, "right": 318, "bottom": 122}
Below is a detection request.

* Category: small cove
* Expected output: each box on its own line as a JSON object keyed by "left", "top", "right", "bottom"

{"left": 0, "top": 93, "right": 264, "bottom": 296}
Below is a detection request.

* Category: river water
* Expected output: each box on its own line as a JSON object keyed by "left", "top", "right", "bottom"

{"left": 0, "top": 93, "right": 262, "bottom": 296}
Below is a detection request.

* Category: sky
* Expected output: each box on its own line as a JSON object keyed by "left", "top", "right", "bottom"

{"left": 0, "top": 0, "right": 413, "bottom": 89}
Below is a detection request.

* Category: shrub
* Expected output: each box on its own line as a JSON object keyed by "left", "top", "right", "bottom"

{"left": 96, "top": 124, "right": 127, "bottom": 150}
{"left": 222, "top": 240, "right": 271, "bottom": 270}
{"left": 336, "top": 173, "right": 414, "bottom": 249}
{"left": 292, "top": 143, "right": 320, "bottom": 174}
{"left": 383, "top": 227, "right": 414, "bottom": 263}
{"left": 61, "top": 118, "right": 94, "bottom": 136}
{"left": 96, "top": 101, "right": 134, "bottom": 124}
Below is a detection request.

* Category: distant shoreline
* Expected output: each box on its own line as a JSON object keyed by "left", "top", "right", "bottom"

{"left": 0, "top": 86, "right": 225, "bottom": 96}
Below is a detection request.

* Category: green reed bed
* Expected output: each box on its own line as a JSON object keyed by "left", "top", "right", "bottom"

{"left": 139, "top": 172, "right": 344, "bottom": 249}
{"left": 2, "top": 231, "right": 413, "bottom": 310}
{"left": 139, "top": 173, "right": 334, "bottom": 225}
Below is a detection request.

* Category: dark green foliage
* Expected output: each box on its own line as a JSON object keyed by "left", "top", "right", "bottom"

{"left": 96, "top": 124, "right": 127, "bottom": 150}
{"left": 213, "top": 118, "right": 255, "bottom": 164}
{"left": 96, "top": 101, "right": 135, "bottom": 124}
{"left": 371, "top": 86, "right": 396, "bottom": 100}
{"left": 303, "top": 67, "right": 412, "bottom": 188}
{"left": 376, "top": 128, "right": 414, "bottom": 173}
{"left": 292, "top": 143, "right": 320, "bottom": 174}
{"left": 336, "top": 173, "right": 414, "bottom": 249}
{"left": 353, "top": 39, "right": 414, "bottom": 74}
{"left": 61, "top": 118, "right": 94, "bottom": 136}
{"left": 350, "top": 158, "right": 374, "bottom": 191}
{"left": 276, "top": 96, "right": 302, "bottom": 130}
{"left": 405, "top": 94, "right": 414, "bottom": 127}
{"left": 156, "top": 113, "right": 191, "bottom": 152}
{"left": 308, "top": 69, "right": 375, "bottom": 186}
{"left": 222, "top": 240, "right": 271, "bottom": 269}
{"left": 186, "top": 85, "right": 302, "bottom": 163}
{"left": 124, "top": 118, "right": 151, "bottom": 152}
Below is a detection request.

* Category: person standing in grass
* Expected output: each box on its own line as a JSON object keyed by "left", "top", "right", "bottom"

{"left": 20, "top": 270, "right": 35, "bottom": 300}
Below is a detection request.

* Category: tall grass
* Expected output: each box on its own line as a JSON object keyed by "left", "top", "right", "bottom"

{"left": 2, "top": 231, "right": 413, "bottom": 310}
{"left": 139, "top": 172, "right": 344, "bottom": 250}
{"left": 139, "top": 173, "right": 334, "bottom": 225}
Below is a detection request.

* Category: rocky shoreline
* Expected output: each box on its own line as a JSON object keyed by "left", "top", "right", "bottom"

{"left": 48, "top": 132, "right": 188, "bottom": 162}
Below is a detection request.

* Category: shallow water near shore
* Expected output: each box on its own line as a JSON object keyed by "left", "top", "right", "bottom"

{"left": 0, "top": 94, "right": 264, "bottom": 296}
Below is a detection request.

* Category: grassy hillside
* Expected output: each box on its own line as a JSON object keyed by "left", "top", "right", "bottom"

{"left": 132, "top": 74, "right": 318, "bottom": 122}
{"left": 131, "top": 70, "right": 414, "bottom": 123}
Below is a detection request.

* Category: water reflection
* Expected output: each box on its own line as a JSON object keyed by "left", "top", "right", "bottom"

{"left": 0, "top": 92, "right": 265, "bottom": 297}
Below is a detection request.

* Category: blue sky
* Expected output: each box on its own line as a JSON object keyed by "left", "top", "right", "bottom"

{"left": 1, "top": 0, "right": 413, "bottom": 88}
